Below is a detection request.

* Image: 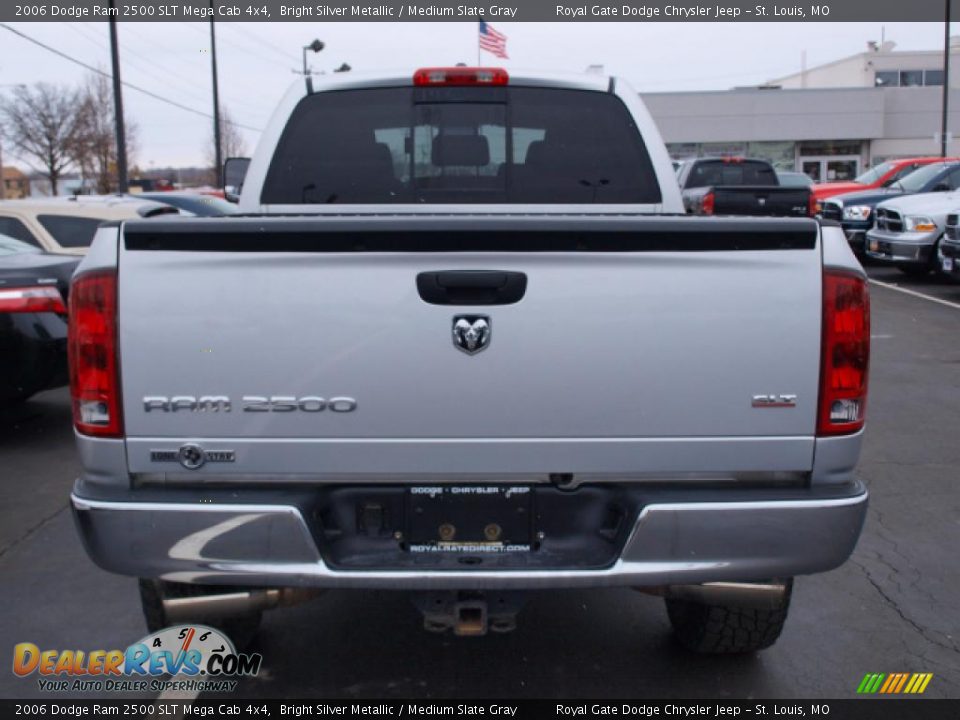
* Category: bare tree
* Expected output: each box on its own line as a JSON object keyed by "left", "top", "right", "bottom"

{"left": 73, "top": 72, "right": 138, "bottom": 194}
{"left": 206, "top": 107, "right": 247, "bottom": 183}
{"left": 0, "top": 83, "right": 86, "bottom": 196}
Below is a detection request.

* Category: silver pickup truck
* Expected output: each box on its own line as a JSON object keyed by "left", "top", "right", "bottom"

{"left": 864, "top": 190, "right": 960, "bottom": 275}
{"left": 69, "top": 68, "right": 870, "bottom": 654}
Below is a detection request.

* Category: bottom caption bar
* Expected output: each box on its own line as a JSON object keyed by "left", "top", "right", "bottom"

{"left": 2, "top": 700, "right": 959, "bottom": 719}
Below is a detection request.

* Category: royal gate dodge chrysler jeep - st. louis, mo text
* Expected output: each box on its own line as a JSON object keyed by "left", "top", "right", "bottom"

{"left": 68, "top": 67, "right": 870, "bottom": 653}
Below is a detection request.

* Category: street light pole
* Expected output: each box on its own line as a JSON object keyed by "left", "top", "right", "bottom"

{"left": 302, "top": 39, "right": 325, "bottom": 76}
{"left": 942, "top": 0, "right": 952, "bottom": 158}
{"left": 0, "top": 137, "right": 6, "bottom": 200}
{"left": 108, "top": 0, "right": 129, "bottom": 192}
{"left": 210, "top": 1, "right": 223, "bottom": 187}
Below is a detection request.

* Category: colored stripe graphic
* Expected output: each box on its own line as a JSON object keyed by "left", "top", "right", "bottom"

{"left": 856, "top": 674, "right": 874, "bottom": 694}
{"left": 893, "top": 673, "right": 909, "bottom": 693}
{"left": 857, "top": 672, "right": 932, "bottom": 694}
{"left": 858, "top": 673, "right": 885, "bottom": 693}
{"left": 889, "top": 673, "right": 908, "bottom": 693}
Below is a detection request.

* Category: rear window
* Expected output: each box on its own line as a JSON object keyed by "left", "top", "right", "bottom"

{"left": 0, "top": 216, "right": 41, "bottom": 248}
{"left": 856, "top": 161, "right": 895, "bottom": 185}
{"left": 261, "top": 86, "right": 662, "bottom": 205}
{"left": 897, "top": 163, "right": 952, "bottom": 192}
{"left": 684, "top": 160, "right": 778, "bottom": 188}
{"left": 36, "top": 215, "right": 104, "bottom": 248}
{"left": 0, "top": 233, "right": 41, "bottom": 255}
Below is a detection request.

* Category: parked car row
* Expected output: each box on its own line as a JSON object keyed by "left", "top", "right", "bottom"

{"left": 669, "top": 152, "right": 960, "bottom": 278}
{"left": 0, "top": 190, "right": 238, "bottom": 403}
{"left": 0, "top": 191, "right": 237, "bottom": 254}
{"left": 810, "top": 158, "right": 960, "bottom": 279}
{"left": 672, "top": 154, "right": 960, "bottom": 250}
{"left": 811, "top": 156, "right": 960, "bottom": 208}
{"left": 819, "top": 161, "right": 960, "bottom": 255}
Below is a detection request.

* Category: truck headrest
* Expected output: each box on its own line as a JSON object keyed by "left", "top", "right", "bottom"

{"left": 432, "top": 135, "right": 490, "bottom": 167}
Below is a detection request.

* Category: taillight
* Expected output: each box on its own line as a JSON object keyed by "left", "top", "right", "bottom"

{"left": 413, "top": 67, "right": 509, "bottom": 86}
{"left": 68, "top": 269, "right": 122, "bottom": 438}
{"left": 702, "top": 191, "right": 715, "bottom": 215}
{"left": 817, "top": 270, "right": 869, "bottom": 436}
{"left": 0, "top": 285, "right": 66, "bottom": 314}
{"left": 809, "top": 193, "right": 818, "bottom": 217}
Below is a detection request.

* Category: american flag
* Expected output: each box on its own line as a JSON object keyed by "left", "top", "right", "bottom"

{"left": 479, "top": 20, "right": 509, "bottom": 59}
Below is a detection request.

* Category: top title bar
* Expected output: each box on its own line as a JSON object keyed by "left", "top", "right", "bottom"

{"left": 3, "top": 0, "right": 957, "bottom": 22}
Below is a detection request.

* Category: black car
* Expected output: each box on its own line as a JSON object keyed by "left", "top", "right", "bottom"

{"left": 137, "top": 192, "right": 239, "bottom": 217}
{"left": 0, "top": 234, "right": 79, "bottom": 403}
{"left": 821, "top": 161, "right": 960, "bottom": 252}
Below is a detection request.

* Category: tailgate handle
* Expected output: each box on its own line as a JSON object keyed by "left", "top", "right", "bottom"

{"left": 416, "top": 270, "right": 527, "bottom": 306}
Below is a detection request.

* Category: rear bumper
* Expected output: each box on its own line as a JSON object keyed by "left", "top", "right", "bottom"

{"left": 71, "top": 483, "right": 868, "bottom": 590}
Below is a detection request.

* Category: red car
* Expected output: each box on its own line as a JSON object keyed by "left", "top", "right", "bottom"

{"left": 812, "top": 157, "right": 960, "bottom": 205}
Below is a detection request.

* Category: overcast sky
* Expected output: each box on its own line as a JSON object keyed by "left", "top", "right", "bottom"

{"left": 0, "top": 21, "right": 956, "bottom": 169}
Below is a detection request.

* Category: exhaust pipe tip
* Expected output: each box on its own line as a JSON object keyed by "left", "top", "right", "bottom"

{"left": 161, "top": 587, "right": 322, "bottom": 624}
{"left": 637, "top": 581, "right": 791, "bottom": 609}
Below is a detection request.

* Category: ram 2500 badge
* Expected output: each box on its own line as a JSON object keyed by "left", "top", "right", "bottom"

{"left": 69, "top": 67, "right": 870, "bottom": 653}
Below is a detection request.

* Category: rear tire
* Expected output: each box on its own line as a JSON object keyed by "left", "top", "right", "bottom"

{"left": 138, "top": 579, "right": 262, "bottom": 649}
{"left": 665, "top": 580, "right": 793, "bottom": 654}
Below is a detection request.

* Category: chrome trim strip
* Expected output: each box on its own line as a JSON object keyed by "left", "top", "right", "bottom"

{"left": 72, "top": 492, "right": 865, "bottom": 515}
{"left": 123, "top": 436, "right": 816, "bottom": 476}
{"left": 71, "top": 495, "right": 305, "bottom": 515}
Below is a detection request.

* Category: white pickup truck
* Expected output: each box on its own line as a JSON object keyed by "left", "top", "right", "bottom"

{"left": 69, "top": 67, "right": 870, "bottom": 653}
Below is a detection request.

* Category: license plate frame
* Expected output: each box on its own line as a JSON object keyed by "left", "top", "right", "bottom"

{"left": 405, "top": 486, "right": 534, "bottom": 554}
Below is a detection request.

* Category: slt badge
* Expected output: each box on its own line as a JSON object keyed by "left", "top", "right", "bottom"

{"left": 452, "top": 315, "right": 491, "bottom": 355}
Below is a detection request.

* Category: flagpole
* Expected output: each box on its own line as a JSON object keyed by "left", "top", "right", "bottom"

{"left": 477, "top": 20, "right": 482, "bottom": 65}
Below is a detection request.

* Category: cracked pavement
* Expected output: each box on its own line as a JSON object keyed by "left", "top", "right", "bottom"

{"left": 0, "top": 268, "right": 957, "bottom": 700}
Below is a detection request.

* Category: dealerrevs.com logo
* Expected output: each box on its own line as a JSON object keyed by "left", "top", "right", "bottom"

{"left": 13, "top": 625, "right": 262, "bottom": 693}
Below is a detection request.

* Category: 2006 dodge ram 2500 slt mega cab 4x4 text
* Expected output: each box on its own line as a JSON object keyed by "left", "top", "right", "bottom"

{"left": 69, "top": 68, "right": 870, "bottom": 654}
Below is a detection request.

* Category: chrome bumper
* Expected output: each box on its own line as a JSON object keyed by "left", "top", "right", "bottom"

{"left": 865, "top": 228, "right": 939, "bottom": 264}
{"left": 71, "top": 487, "right": 868, "bottom": 590}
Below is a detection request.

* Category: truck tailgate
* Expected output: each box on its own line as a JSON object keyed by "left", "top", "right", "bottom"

{"left": 118, "top": 215, "right": 823, "bottom": 476}
{"left": 713, "top": 187, "right": 812, "bottom": 217}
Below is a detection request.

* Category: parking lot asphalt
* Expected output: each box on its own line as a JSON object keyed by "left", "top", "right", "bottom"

{"left": 1, "top": 265, "right": 958, "bottom": 701}
{"left": 864, "top": 261, "right": 960, "bottom": 306}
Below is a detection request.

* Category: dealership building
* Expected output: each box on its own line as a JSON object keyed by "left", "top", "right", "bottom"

{"left": 641, "top": 40, "right": 960, "bottom": 181}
